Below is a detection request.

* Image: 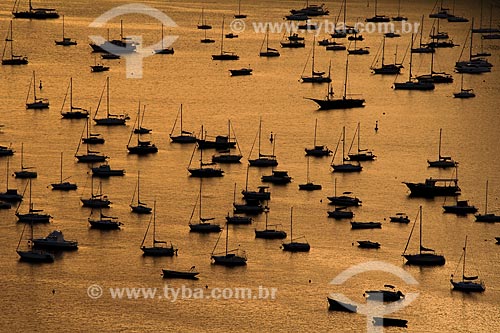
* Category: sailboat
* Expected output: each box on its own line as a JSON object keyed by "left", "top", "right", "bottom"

{"left": 212, "top": 120, "right": 243, "bottom": 163}
{"left": 453, "top": 74, "right": 475, "bottom": 98}
{"left": 365, "top": 0, "right": 390, "bottom": 22}
{"left": 427, "top": 129, "right": 457, "bottom": 168}
{"left": 211, "top": 222, "right": 247, "bottom": 266}
{"left": 402, "top": 206, "right": 445, "bottom": 266}
{"left": 259, "top": 27, "right": 279, "bottom": 57}
{"left": 394, "top": 34, "right": 435, "bottom": 90}
{"left": 16, "top": 222, "right": 54, "bottom": 263}
{"left": 456, "top": 19, "right": 492, "bottom": 73}
{"left": 25, "top": 71, "right": 49, "bottom": 109}
{"left": 55, "top": 15, "right": 77, "bottom": 46}
{"left": 81, "top": 111, "right": 104, "bottom": 144}
{"left": 411, "top": 16, "right": 435, "bottom": 53}
{"left": 0, "top": 158, "right": 23, "bottom": 202}
{"left": 75, "top": 120, "right": 108, "bottom": 163}
{"left": 14, "top": 143, "right": 37, "bottom": 178}
{"left": 2, "top": 21, "right": 28, "bottom": 65}
{"left": 169, "top": 104, "right": 196, "bottom": 143}
{"left": 16, "top": 179, "right": 51, "bottom": 223}
{"left": 282, "top": 207, "right": 311, "bottom": 252}
{"left": 93, "top": 77, "right": 129, "bottom": 126}
{"left": 88, "top": 208, "right": 122, "bottom": 229}
{"left": 248, "top": 119, "right": 278, "bottom": 167}
{"left": 189, "top": 177, "right": 221, "bottom": 233}
{"left": 331, "top": 127, "right": 362, "bottom": 173}
{"left": 51, "top": 152, "right": 77, "bottom": 191}
{"left": 301, "top": 37, "right": 331, "bottom": 83}
{"left": 450, "top": 236, "right": 485, "bottom": 292}
{"left": 475, "top": 180, "right": 500, "bottom": 222}
{"left": 60, "top": 78, "right": 89, "bottom": 119}
{"left": 197, "top": 8, "right": 212, "bottom": 30}
{"left": 392, "top": 0, "right": 408, "bottom": 21}
{"left": 141, "top": 201, "right": 177, "bottom": 256}
{"left": 298, "top": 156, "right": 322, "bottom": 191}
{"left": 233, "top": 0, "right": 247, "bottom": 19}
{"left": 429, "top": 0, "right": 452, "bottom": 18}
{"left": 305, "top": 119, "right": 331, "bottom": 157}
{"left": 255, "top": 208, "right": 287, "bottom": 239}
{"left": 212, "top": 17, "right": 239, "bottom": 60}
{"left": 188, "top": 128, "right": 224, "bottom": 178}
{"left": 327, "top": 178, "right": 355, "bottom": 219}
{"left": 347, "top": 36, "right": 369, "bottom": 55}
{"left": 12, "top": 0, "right": 59, "bottom": 19}
{"left": 347, "top": 122, "right": 376, "bottom": 161}
{"left": 80, "top": 179, "right": 111, "bottom": 208}
{"left": 130, "top": 171, "right": 151, "bottom": 214}
{"left": 127, "top": 103, "right": 158, "bottom": 155}
{"left": 416, "top": 49, "right": 453, "bottom": 83}
{"left": 241, "top": 166, "right": 271, "bottom": 201}
{"left": 227, "top": 183, "right": 253, "bottom": 225}
{"left": 306, "top": 55, "right": 365, "bottom": 109}
{"left": 89, "top": 20, "right": 137, "bottom": 54}
{"left": 447, "top": 0, "right": 468, "bottom": 22}
{"left": 154, "top": 24, "right": 174, "bottom": 54}
{"left": 371, "top": 36, "right": 402, "bottom": 74}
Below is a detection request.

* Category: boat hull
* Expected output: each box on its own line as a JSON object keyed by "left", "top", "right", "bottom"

{"left": 403, "top": 253, "right": 445, "bottom": 266}
{"left": 88, "top": 220, "right": 121, "bottom": 229}
{"left": 211, "top": 254, "right": 247, "bottom": 266}
{"left": 51, "top": 182, "right": 77, "bottom": 191}
{"left": 450, "top": 280, "right": 485, "bottom": 292}
{"left": 350, "top": 222, "right": 381, "bottom": 229}
{"left": 170, "top": 135, "right": 197, "bottom": 143}
{"left": 189, "top": 223, "right": 221, "bottom": 233}
{"left": 308, "top": 98, "right": 365, "bottom": 110}
{"left": 475, "top": 214, "right": 500, "bottom": 223}
{"left": 404, "top": 182, "right": 460, "bottom": 197}
{"left": 17, "top": 250, "right": 54, "bottom": 262}
{"left": 282, "top": 242, "right": 310, "bottom": 252}
{"left": 188, "top": 168, "right": 224, "bottom": 178}
{"left": 298, "top": 183, "right": 322, "bottom": 191}
{"left": 255, "top": 229, "right": 287, "bottom": 239}
{"left": 130, "top": 205, "right": 152, "bottom": 214}
{"left": 16, "top": 213, "right": 51, "bottom": 223}
{"left": 162, "top": 269, "right": 199, "bottom": 280}
{"left": 141, "top": 246, "right": 177, "bottom": 257}
{"left": 327, "top": 297, "right": 357, "bottom": 312}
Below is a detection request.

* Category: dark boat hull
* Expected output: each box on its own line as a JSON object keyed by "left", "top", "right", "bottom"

{"left": 403, "top": 253, "right": 445, "bottom": 266}
{"left": 308, "top": 98, "right": 365, "bottom": 110}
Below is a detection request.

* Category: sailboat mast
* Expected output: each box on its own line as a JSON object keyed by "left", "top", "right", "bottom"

{"left": 342, "top": 126, "right": 346, "bottom": 164}
{"left": 258, "top": 118, "right": 262, "bottom": 156}
{"left": 469, "top": 18, "right": 474, "bottom": 61}
{"left": 290, "top": 207, "right": 293, "bottom": 240}
{"left": 381, "top": 36, "right": 386, "bottom": 66}
{"left": 358, "top": 123, "right": 361, "bottom": 153}
{"left": 62, "top": 15, "right": 65, "bottom": 39}
{"left": 397, "top": 0, "right": 401, "bottom": 16}
{"left": 311, "top": 36, "right": 315, "bottom": 76}
{"left": 106, "top": 77, "right": 110, "bottom": 117}
{"left": 409, "top": 34, "right": 414, "bottom": 80}
{"left": 137, "top": 171, "right": 140, "bottom": 205}
{"left": 220, "top": 17, "right": 225, "bottom": 55}
{"left": 68, "top": 77, "right": 74, "bottom": 111}
{"left": 244, "top": 165, "right": 249, "bottom": 191}
{"left": 484, "top": 180, "right": 488, "bottom": 214}
{"left": 462, "top": 236, "right": 467, "bottom": 281}
{"left": 60, "top": 152, "right": 63, "bottom": 182}
{"left": 438, "top": 128, "right": 442, "bottom": 158}
{"left": 306, "top": 156, "right": 310, "bottom": 183}
{"left": 152, "top": 200, "right": 156, "bottom": 244}
{"left": 419, "top": 16, "right": 424, "bottom": 46}
{"left": 199, "top": 177, "right": 202, "bottom": 221}
{"left": 343, "top": 56, "right": 349, "bottom": 98}
{"left": 419, "top": 206, "right": 423, "bottom": 254}
{"left": 313, "top": 119, "right": 317, "bottom": 146}
{"left": 180, "top": 104, "right": 183, "bottom": 133}
{"left": 374, "top": 0, "right": 378, "bottom": 16}
{"left": 32, "top": 71, "right": 37, "bottom": 102}
{"left": 225, "top": 222, "right": 229, "bottom": 255}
